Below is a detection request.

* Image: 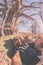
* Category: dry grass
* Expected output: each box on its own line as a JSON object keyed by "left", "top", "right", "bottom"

{"left": 0, "top": 33, "right": 43, "bottom": 52}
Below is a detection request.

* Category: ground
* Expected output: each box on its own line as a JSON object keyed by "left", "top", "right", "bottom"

{"left": 0, "top": 35, "right": 43, "bottom": 65}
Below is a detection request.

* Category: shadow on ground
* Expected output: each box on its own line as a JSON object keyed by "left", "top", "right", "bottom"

{"left": 4, "top": 39, "right": 17, "bottom": 59}
{"left": 4, "top": 39, "right": 41, "bottom": 65}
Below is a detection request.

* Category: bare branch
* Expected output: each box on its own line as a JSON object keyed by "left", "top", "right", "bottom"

{"left": 0, "top": 8, "right": 6, "bottom": 11}
{"left": 3, "top": 0, "right": 8, "bottom": 9}
{"left": 0, "top": 3, "right": 5, "bottom": 6}
{"left": 21, "top": 2, "right": 43, "bottom": 11}
{"left": 20, "top": 13, "right": 36, "bottom": 25}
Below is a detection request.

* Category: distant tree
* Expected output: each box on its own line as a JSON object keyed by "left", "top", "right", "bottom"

{"left": 0, "top": 0, "right": 43, "bottom": 36}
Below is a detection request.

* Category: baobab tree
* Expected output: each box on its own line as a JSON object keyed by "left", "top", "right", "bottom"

{"left": 0, "top": 0, "right": 43, "bottom": 36}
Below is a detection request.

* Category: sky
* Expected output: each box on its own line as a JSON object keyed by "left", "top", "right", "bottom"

{"left": 0, "top": 0, "right": 43, "bottom": 33}
{"left": 20, "top": 0, "right": 43, "bottom": 33}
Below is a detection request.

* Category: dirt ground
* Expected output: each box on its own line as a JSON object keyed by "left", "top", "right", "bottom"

{"left": 0, "top": 36, "right": 43, "bottom": 65}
